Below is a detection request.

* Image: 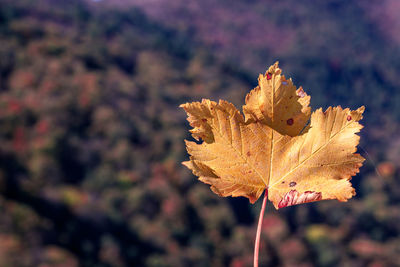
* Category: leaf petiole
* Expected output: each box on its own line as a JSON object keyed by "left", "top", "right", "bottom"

{"left": 254, "top": 188, "right": 268, "bottom": 267}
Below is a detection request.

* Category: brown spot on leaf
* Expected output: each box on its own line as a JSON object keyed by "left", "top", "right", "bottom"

{"left": 278, "top": 190, "right": 322, "bottom": 209}
{"left": 286, "top": 118, "right": 294, "bottom": 125}
{"left": 202, "top": 118, "right": 207, "bottom": 122}
{"left": 347, "top": 115, "right": 352, "bottom": 121}
{"left": 266, "top": 73, "right": 272, "bottom": 80}
{"left": 247, "top": 151, "right": 251, "bottom": 157}
{"left": 289, "top": 181, "right": 297, "bottom": 187}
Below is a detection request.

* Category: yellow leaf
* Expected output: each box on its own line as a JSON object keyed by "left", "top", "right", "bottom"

{"left": 181, "top": 99, "right": 270, "bottom": 203}
{"left": 181, "top": 63, "right": 365, "bottom": 209}
{"left": 267, "top": 106, "right": 365, "bottom": 209}
{"left": 243, "top": 61, "right": 311, "bottom": 136}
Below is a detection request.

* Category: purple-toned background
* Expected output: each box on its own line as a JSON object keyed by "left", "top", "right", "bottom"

{"left": 0, "top": 0, "right": 400, "bottom": 266}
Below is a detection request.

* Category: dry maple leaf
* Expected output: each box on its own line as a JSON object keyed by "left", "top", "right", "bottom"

{"left": 181, "top": 62, "right": 365, "bottom": 209}
{"left": 243, "top": 61, "right": 311, "bottom": 137}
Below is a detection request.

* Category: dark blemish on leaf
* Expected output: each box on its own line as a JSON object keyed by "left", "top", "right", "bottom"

{"left": 202, "top": 118, "right": 207, "bottom": 122}
{"left": 247, "top": 151, "right": 251, "bottom": 156}
{"left": 249, "top": 171, "right": 252, "bottom": 173}
{"left": 282, "top": 181, "right": 285, "bottom": 184}
{"left": 287, "top": 118, "right": 294, "bottom": 125}
{"left": 347, "top": 115, "right": 352, "bottom": 121}
{"left": 289, "top": 181, "right": 297, "bottom": 187}
{"left": 266, "top": 73, "right": 272, "bottom": 80}
{"left": 278, "top": 190, "right": 322, "bottom": 209}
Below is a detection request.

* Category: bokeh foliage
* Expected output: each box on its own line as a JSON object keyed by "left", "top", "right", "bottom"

{"left": 0, "top": 0, "right": 400, "bottom": 266}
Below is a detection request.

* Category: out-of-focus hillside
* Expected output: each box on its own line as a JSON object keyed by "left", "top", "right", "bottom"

{"left": 92, "top": 0, "right": 400, "bottom": 132}
{"left": 0, "top": 0, "right": 400, "bottom": 266}
{"left": 0, "top": 1, "right": 253, "bottom": 266}
{"left": 95, "top": 0, "right": 400, "bottom": 68}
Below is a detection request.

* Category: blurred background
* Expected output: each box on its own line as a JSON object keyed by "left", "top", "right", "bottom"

{"left": 0, "top": 0, "right": 400, "bottom": 266}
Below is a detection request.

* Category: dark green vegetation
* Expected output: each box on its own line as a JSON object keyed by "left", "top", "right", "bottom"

{"left": 0, "top": 0, "right": 399, "bottom": 266}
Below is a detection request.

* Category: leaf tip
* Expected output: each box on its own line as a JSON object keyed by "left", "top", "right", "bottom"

{"left": 182, "top": 160, "right": 191, "bottom": 168}
{"left": 249, "top": 195, "right": 258, "bottom": 204}
{"left": 266, "top": 61, "right": 281, "bottom": 76}
{"left": 357, "top": 106, "right": 365, "bottom": 114}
